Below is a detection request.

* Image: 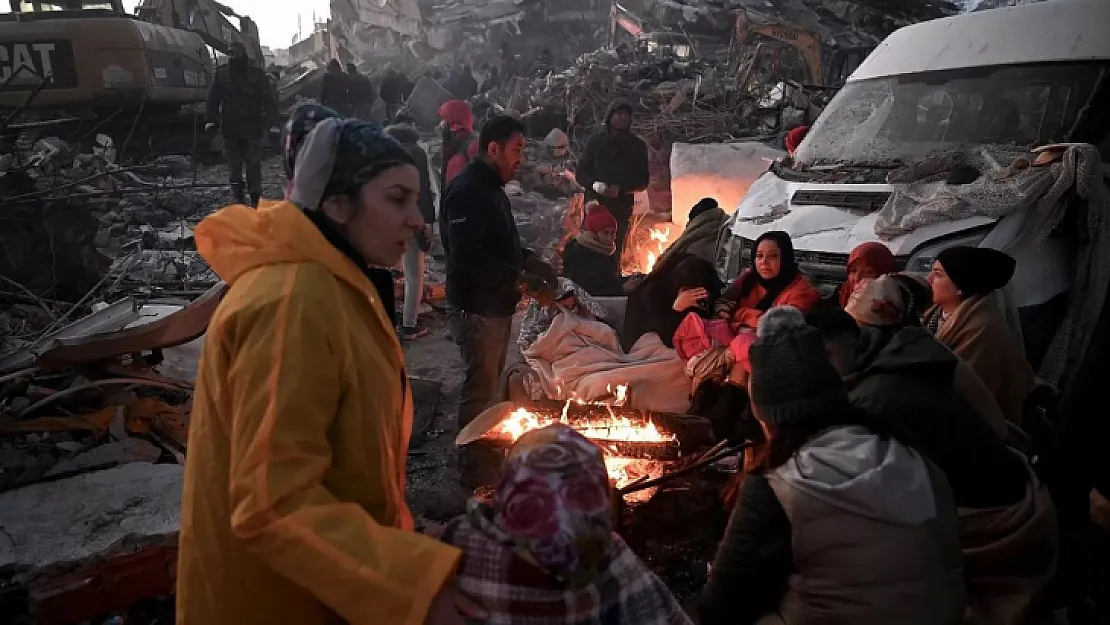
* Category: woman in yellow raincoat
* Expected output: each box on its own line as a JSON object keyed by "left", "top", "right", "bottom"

{"left": 177, "top": 107, "right": 479, "bottom": 625}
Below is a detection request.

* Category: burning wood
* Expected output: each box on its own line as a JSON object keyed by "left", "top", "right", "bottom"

{"left": 621, "top": 220, "right": 679, "bottom": 275}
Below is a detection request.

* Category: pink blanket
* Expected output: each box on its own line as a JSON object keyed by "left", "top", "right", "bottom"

{"left": 673, "top": 313, "right": 756, "bottom": 371}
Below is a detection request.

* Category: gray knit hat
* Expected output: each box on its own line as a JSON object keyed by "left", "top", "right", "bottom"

{"left": 749, "top": 306, "right": 850, "bottom": 426}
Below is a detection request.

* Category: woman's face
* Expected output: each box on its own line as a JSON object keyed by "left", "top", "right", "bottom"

{"left": 755, "top": 239, "right": 782, "bottom": 280}
{"left": 323, "top": 164, "right": 424, "bottom": 267}
{"left": 597, "top": 227, "right": 617, "bottom": 248}
{"left": 847, "top": 261, "right": 881, "bottom": 285}
{"left": 928, "top": 261, "right": 961, "bottom": 308}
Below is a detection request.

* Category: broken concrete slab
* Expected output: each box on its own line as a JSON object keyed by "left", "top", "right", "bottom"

{"left": 45, "top": 439, "right": 162, "bottom": 477}
{"left": 0, "top": 463, "right": 183, "bottom": 578}
{"left": 405, "top": 76, "right": 455, "bottom": 128}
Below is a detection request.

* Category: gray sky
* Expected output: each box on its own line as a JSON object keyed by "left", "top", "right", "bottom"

{"left": 226, "top": 0, "right": 331, "bottom": 49}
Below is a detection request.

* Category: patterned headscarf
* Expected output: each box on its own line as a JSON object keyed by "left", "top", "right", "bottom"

{"left": 287, "top": 116, "right": 415, "bottom": 210}
{"left": 468, "top": 424, "right": 614, "bottom": 586}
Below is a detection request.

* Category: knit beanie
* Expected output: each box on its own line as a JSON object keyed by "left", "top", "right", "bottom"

{"left": 936, "top": 246, "right": 1016, "bottom": 297}
{"left": 749, "top": 306, "right": 850, "bottom": 426}
{"left": 582, "top": 201, "right": 618, "bottom": 233}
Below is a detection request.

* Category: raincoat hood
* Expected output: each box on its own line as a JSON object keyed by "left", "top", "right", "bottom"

{"left": 438, "top": 99, "right": 474, "bottom": 133}
{"left": 775, "top": 425, "right": 937, "bottom": 526}
{"left": 196, "top": 201, "right": 375, "bottom": 304}
{"left": 605, "top": 98, "right": 634, "bottom": 132}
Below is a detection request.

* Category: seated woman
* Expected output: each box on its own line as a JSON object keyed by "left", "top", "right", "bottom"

{"left": 923, "top": 246, "right": 1036, "bottom": 428}
{"left": 699, "top": 307, "right": 966, "bottom": 625}
{"left": 716, "top": 231, "right": 820, "bottom": 328}
{"left": 562, "top": 201, "right": 626, "bottom": 297}
{"left": 620, "top": 253, "right": 721, "bottom": 352}
{"left": 834, "top": 241, "right": 896, "bottom": 308}
{"left": 429, "top": 424, "right": 693, "bottom": 625}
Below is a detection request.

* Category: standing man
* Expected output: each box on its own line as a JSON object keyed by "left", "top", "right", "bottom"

{"left": 320, "top": 59, "right": 351, "bottom": 116}
{"left": 345, "top": 63, "right": 375, "bottom": 120}
{"left": 440, "top": 115, "right": 557, "bottom": 431}
{"left": 575, "top": 99, "right": 649, "bottom": 260}
{"left": 205, "top": 42, "right": 278, "bottom": 208}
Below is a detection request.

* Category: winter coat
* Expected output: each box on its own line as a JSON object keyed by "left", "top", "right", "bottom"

{"left": 562, "top": 239, "right": 624, "bottom": 297}
{"left": 440, "top": 159, "right": 533, "bottom": 317}
{"left": 205, "top": 63, "right": 278, "bottom": 138}
{"left": 656, "top": 206, "right": 727, "bottom": 268}
{"left": 576, "top": 99, "right": 650, "bottom": 216}
{"left": 845, "top": 326, "right": 1027, "bottom": 509}
{"left": 379, "top": 71, "right": 407, "bottom": 106}
{"left": 319, "top": 67, "right": 351, "bottom": 116}
{"left": 386, "top": 124, "right": 436, "bottom": 224}
{"left": 700, "top": 426, "right": 966, "bottom": 625}
{"left": 443, "top": 132, "right": 477, "bottom": 188}
{"left": 720, "top": 271, "right": 821, "bottom": 329}
{"left": 347, "top": 71, "right": 376, "bottom": 114}
{"left": 177, "top": 201, "right": 460, "bottom": 625}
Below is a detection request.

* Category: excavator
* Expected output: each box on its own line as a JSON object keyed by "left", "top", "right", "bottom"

{"left": 0, "top": 0, "right": 263, "bottom": 157}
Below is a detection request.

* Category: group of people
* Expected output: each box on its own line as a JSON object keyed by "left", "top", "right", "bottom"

{"left": 175, "top": 86, "right": 1107, "bottom": 625}
{"left": 320, "top": 59, "right": 378, "bottom": 119}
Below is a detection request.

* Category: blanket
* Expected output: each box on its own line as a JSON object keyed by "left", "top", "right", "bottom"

{"left": 523, "top": 311, "right": 692, "bottom": 414}
{"left": 656, "top": 207, "right": 727, "bottom": 268}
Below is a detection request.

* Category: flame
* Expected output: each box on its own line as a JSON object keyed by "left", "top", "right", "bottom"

{"left": 622, "top": 222, "right": 678, "bottom": 275}
{"left": 605, "top": 455, "right": 664, "bottom": 502}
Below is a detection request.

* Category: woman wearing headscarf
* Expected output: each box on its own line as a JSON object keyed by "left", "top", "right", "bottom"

{"left": 699, "top": 306, "right": 966, "bottom": 625}
{"left": 923, "top": 246, "right": 1036, "bottom": 429}
{"left": 835, "top": 241, "right": 897, "bottom": 308}
{"left": 715, "top": 231, "right": 820, "bottom": 329}
{"left": 429, "top": 424, "right": 692, "bottom": 625}
{"left": 562, "top": 201, "right": 625, "bottom": 296}
{"left": 178, "top": 110, "right": 479, "bottom": 625}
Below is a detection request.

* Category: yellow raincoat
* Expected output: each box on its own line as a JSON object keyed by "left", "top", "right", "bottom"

{"left": 177, "top": 201, "right": 460, "bottom": 624}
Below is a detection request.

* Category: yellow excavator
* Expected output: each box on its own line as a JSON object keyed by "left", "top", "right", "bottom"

{"left": 0, "top": 0, "right": 262, "bottom": 156}
{"left": 729, "top": 8, "right": 873, "bottom": 89}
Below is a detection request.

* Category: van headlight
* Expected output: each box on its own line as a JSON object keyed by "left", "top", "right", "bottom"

{"left": 905, "top": 228, "right": 991, "bottom": 273}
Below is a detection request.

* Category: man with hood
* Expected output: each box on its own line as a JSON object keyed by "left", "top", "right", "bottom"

{"left": 205, "top": 42, "right": 278, "bottom": 207}
{"left": 320, "top": 59, "right": 351, "bottom": 116}
{"left": 576, "top": 99, "right": 650, "bottom": 260}
{"left": 812, "top": 277, "right": 1058, "bottom": 625}
{"left": 699, "top": 306, "right": 966, "bottom": 625}
{"left": 178, "top": 108, "right": 484, "bottom": 624}
{"left": 345, "top": 62, "right": 375, "bottom": 119}
{"left": 388, "top": 112, "right": 436, "bottom": 339}
{"left": 440, "top": 115, "right": 557, "bottom": 432}
{"left": 656, "top": 198, "right": 727, "bottom": 267}
{"left": 438, "top": 99, "right": 478, "bottom": 188}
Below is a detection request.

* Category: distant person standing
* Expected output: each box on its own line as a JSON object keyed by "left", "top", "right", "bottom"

{"left": 205, "top": 42, "right": 278, "bottom": 208}
{"left": 499, "top": 42, "right": 517, "bottom": 82}
{"left": 437, "top": 99, "right": 478, "bottom": 188}
{"left": 319, "top": 59, "right": 351, "bottom": 116}
{"left": 440, "top": 115, "right": 557, "bottom": 431}
{"left": 380, "top": 67, "right": 408, "bottom": 121}
{"left": 345, "top": 63, "right": 375, "bottom": 119}
{"left": 388, "top": 112, "right": 436, "bottom": 340}
{"left": 575, "top": 99, "right": 649, "bottom": 260}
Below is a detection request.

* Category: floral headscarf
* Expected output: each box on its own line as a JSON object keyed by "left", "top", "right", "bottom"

{"left": 468, "top": 424, "right": 613, "bottom": 587}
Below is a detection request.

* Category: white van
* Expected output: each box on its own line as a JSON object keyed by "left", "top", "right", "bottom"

{"left": 717, "top": 0, "right": 1110, "bottom": 359}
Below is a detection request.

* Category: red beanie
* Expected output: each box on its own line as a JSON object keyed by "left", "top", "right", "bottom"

{"left": 583, "top": 202, "right": 618, "bottom": 233}
{"left": 785, "top": 125, "right": 809, "bottom": 155}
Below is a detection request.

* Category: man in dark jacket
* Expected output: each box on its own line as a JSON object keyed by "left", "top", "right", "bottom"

{"left": 320, "top": 59, "right": 351, "bottom": 116}
{"left": 388, "top": 114, "right": 435, "bottom": 339}
{"left": 346, "top": 63, "right": 375, "bottom": 119}
{"left": 379, "top": 68, "right": 408, "bottom": 121}
{"left": 205, "top": 42, "right": 278, "bottom": 207}
{"left": 576, "top": 99, "right": 649, "bottom": 260}
{"left": 440, "top": 115, "right": 557, "bottom": 430}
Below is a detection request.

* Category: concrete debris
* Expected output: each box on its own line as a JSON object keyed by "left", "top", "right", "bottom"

{"left": 0, "top": 462, "right": 183, "bottom": 577}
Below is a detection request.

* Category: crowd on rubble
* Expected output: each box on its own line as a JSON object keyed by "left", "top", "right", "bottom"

{"left": 165, "top": 83, "right": 1110, "bottom": 625}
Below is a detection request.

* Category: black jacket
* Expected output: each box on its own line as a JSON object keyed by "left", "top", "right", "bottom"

{"left": 699, "top": 474, "right": 791, "bottom": 625}
{"left": 440, "top": 159, "right": 533, "bottom": 317}
{"left": 205, "top": 63, "right": 278, "bottom": 138}
{"left": 380, "top": 71, "right": 406, "bottom": 106}
{"left": 847, "top": 326, "right": 1027, "bottom": 509}
{"left": 562, "top": 239, "right": 624, "bottom": 297}
{"left": 386, "top": 124, "right": 435, "bottom": 224}
{"left": 320, "top": 67, "right": 352, "bottom": 116}
{"left": 347, "top": 71, "right": 376, "bottom": 110}
{"left": 576, "top": 99, "right": 650, "bottom": 215}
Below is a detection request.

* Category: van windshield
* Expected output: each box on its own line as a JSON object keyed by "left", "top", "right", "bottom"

{"left": 794, "top": 62, "right": 1107, "bottom": 168}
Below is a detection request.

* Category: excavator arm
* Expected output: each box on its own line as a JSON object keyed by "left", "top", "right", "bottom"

{"left": 733, "top": 10, "right": 823, "bottom": 85}
{"left": 135, "top": 0, "right": 262, "bottom": 64}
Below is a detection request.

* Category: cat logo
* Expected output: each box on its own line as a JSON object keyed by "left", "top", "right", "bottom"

{"left": 0, "top": 41, "right": 77, "bottom": 88}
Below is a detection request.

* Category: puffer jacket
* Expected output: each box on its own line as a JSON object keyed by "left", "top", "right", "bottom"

{"left": 700, "top": 425, "right": 966, "bottom": 625}
{"left": 177, "top": 201, "right": 460, "bottom": 625}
